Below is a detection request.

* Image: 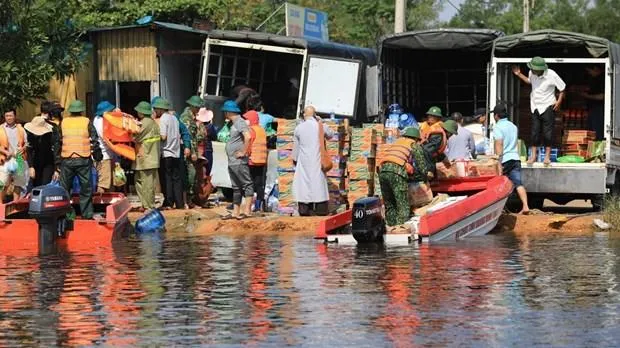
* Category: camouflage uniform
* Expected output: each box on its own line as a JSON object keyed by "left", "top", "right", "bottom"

{"left": 379, "top": 162, "right": 409, "bottom": 226}
{"left": 180, "top": 107, "right": 207, "bottom": 202}
{"left": 379, "top": 142, "right": 430, "bottom": 226}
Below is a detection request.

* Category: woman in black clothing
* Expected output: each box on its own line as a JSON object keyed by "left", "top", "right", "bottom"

{"left": 24, "top": 116, "right": 55, "bottom": 187}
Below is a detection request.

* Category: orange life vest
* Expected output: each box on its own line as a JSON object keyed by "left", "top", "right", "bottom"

{"left": 421, "top": 124, "right": 448, "bottom": 158}
{"left": 249, "top": 125, "right": 267, "bottom": 166}
{"left": 61, "top": 116, "right": 91, "bottom": 159}
{"left": 0, "top": 124, "right": 27, "bottom": 162}
{"left": 379, "top": 137, "right": 415, "bottom": 167}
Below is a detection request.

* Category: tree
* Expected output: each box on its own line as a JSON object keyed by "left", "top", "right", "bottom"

{"left": 0, "top": 0, "right": 88, "bottom": 112}
{"left": 448, "top": 0, "right": 619, "bottom": 43}
{"left": 55, "top": 0, "right": 443, "bottom": 48}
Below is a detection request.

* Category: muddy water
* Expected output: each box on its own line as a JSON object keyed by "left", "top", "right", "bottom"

{"left": 0, "top": 230, "right": 619, "bottom": 347}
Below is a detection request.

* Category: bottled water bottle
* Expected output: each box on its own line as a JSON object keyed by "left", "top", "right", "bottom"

{"left": 330, "top": 111, "right": 335, "bottom": 121}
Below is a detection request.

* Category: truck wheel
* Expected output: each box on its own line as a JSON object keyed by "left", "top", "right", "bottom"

{"left": 591, "top": 194, "right": 605, "bottom": 212}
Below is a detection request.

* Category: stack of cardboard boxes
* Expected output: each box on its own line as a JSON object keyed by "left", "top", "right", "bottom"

{"left": 562, "top": 130, "right": 596, "bottom": 158}
{"left": 347, "top": 124, "right": 384, "bottom": 203}
{"left": 276, "top": 118, "right": 298, "bottom": 214}
{"left": 275, "top": 118, "right": 350, "bottom": 214}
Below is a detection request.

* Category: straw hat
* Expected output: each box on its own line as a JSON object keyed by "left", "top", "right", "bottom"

{"left": 24, "top": 116, "right": 52, "bottom": 136}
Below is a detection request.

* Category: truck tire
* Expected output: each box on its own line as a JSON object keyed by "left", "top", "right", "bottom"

{"left": 591, "top": 194, "right": 605, "bottom": 212}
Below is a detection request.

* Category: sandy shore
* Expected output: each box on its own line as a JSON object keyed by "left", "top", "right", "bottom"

{"left": 129, "top": 206, "right": 602, "bottom": 237}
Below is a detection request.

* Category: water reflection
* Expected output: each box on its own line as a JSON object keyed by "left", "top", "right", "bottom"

{"left": 0, "top": 231, "right": 619, "bottom": 346}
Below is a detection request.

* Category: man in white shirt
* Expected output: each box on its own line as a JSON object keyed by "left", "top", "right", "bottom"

{"left": 513, "top": 56, "right": 566, "bottom": 165}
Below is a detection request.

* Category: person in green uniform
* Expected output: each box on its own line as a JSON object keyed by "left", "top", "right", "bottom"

{"left": 179, "top": 95, "right": 208, "bottom": 207}
{"left": 132, "top": 101, "right": 161, "bottom": 211}
{"left": 378, "top": 127, "right": 421, "bottom": 227}
{"left": 54, "top": 100, "right": 103, "bottom": 220}
{"left": 422, "top": 119, "right": 458, "bottom": 179}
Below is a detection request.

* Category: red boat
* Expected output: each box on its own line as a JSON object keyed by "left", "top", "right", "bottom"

{"left": 0, "top": 191, "right": 132, "bottom": 255}
{"left": 315, "top": 175, "right": 513, "bottom": 244}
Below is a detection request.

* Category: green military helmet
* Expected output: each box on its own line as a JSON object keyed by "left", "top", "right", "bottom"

{"left": 402, "top": 127, "right": 421, "bottom": 139}
{"left": 442, "top": 119, "right": 459, "bottom": 135}
{"left": 186, "top": 95, "right": 204, "bottom": 108}
{"left": 527, "top": 56, "right": 548, "bottom": 72}
{"left": 426, "top": 106, "right": 442, "bottom": 118}
{"left": 134, "top": 101, "right": 153, "bottom": 116}
{"left": 152, "top": 98, "right": 171, "bottom": 110}
{"left": 67, "top": 100, "right": 85, "bottom": 113}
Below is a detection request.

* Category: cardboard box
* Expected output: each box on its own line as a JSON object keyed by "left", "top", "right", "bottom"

{"left": 276, "top": 141, "right": 294, "bottom": 151}
{"left": 276, "top": 118, "right": 298, "bottom": 135}
{"left": 348, "top": 162, "right": 371, "bottom": 180}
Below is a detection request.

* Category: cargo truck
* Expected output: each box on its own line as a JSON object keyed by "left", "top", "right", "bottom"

{"left": 489, "top": 30, "right": 620, "bottom": 209}
{"left": 379, "top": 29, "right": 620, "bottom": 210}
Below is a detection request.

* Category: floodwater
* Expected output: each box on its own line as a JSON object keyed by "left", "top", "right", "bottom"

{"left": 1, "top": 229, "right": 620, "bottom": 347}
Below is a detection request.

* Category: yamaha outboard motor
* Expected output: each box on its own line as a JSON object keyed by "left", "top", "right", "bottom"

{"left": 351, "top": 197, "right": 386, "bottom": 244}
{"left": 29, "top": 185, "right": 72, "bottom": 253}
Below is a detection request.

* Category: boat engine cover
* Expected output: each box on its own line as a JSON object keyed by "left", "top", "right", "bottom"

{"left": 351, "top": 197, "right": 386, "bottom": 244}
{"left": 29, "top": 185, "right": 72, "bottom": 217}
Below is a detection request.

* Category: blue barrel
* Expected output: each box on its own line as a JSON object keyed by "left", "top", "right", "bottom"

{"left": 72, "top": 167, "right": 98, "bottom": 194}
{"left": 135, "top": 209, "right": 166, "bottom": 234}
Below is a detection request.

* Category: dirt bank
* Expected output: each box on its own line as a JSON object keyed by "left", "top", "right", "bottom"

{"left": 495, "top": 212, "right": 599, "bottom": 236}
{"left": 128, "top": 207, "right": 323, "bottom": 237}
{"left": 130, "top": 208, "right": 602, "bottom": 237}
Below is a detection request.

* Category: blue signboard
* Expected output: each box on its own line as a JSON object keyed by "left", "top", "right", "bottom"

{"left": 286, "top": 3, "right": 329, "bottom": 41}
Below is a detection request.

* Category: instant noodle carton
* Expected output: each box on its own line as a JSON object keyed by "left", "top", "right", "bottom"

{"left": 276, "top": 118, "right": 298, "bottom": 136}
{"left": 277, "top": 150, "right": 295, "bottom": 171}
{"left": 347, "top": 162, "right": 371, "bottom": 180}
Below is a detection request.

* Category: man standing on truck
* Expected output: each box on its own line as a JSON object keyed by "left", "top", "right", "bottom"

{"left": 492, "top": 103, "right": 530, "bottom": 215}
{"left": 581, "top": 64, "right": 605, "bottom": 140}
{"left": 512, "top": 56, "right": 566, "bottom": 165}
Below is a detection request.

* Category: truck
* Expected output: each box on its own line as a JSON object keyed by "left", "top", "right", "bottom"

{"left": 198, "top": 31, "right": 378, "bottom": 190}
{"left": 378, "top": 28, "right": 503, "bottom": 120}
{"left": 378, "top": 28, "right": 620, "bottom": 210}
{"left": 198, "top": 30, "right": 378, "bottom": 123}
{"left": 489, "top": 30, "right": 620, "bottom": 209}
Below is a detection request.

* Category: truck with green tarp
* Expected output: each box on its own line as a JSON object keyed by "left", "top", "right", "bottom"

{"left": 489, "top": 29, "right": 620, "bottom": 209}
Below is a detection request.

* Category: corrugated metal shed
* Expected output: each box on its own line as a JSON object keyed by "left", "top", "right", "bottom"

{"left": 96, "top": 27, "right": 157, "bottom": 81}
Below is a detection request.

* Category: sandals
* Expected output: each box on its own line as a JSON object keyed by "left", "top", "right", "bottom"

{"left": 220, "top": 213, "right": 235, "bottom": 220}
{"left": 236, "top": 214, "right": 249, "bottom": 220}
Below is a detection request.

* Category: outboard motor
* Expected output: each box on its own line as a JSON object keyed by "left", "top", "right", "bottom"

{"left": 351, "top": 197, "right": 386, "bottom": 244}
{"left": 29, "top": 185, "right": 73, "bottom": 252}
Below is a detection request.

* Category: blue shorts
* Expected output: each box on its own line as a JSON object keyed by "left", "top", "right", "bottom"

{"left": 502, "top": 160, "right": 522, "bottom": 187}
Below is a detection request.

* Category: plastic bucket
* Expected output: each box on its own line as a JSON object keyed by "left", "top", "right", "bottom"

{"left": 135, "top": 209, "right": 166, "bottom": 234}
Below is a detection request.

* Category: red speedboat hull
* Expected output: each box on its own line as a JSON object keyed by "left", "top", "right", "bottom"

{"left": 0, "top": 193, "right": 132, "bottom": 255}
{"left": 315, "top": 175, "right": 513, "bottom": 244}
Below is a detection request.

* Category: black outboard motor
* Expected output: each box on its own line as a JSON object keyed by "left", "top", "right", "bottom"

{"left": 29, "top": 185, "right": 73, "bottom": 252}
{"left": 351, "top": 197, "right": 386, "bottom": 244}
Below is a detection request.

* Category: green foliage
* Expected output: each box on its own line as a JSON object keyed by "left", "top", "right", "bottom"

{"left": 449, "top": 0, "right": 620, "bottom": 42}
{"left": 0, "top": 0, "right": 88, "bottom": 112}
{"left": 56, "top": 0, "right": 442, "bottom": 47}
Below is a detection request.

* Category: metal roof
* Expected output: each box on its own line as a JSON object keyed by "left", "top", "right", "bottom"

{"left": 88, "top": 21, "right": 209, "bottom": 35}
